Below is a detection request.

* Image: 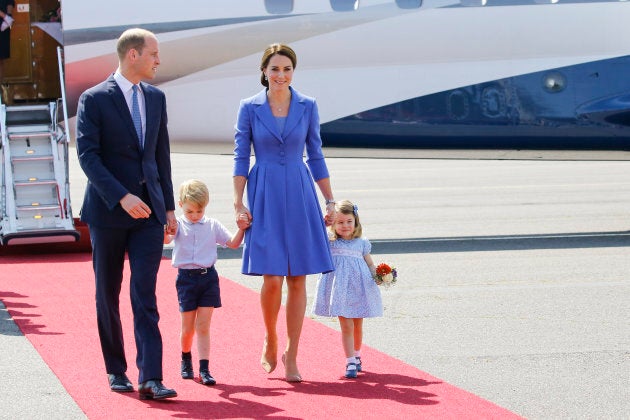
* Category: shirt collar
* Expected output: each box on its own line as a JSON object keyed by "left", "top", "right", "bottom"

{"left": 114, "top": 70, "right": 137, "bottom": 94}
{"left": 180, "top": 215, "right": 207, "bottom": 225}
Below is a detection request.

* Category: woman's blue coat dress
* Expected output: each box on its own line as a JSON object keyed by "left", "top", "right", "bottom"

{"left": 234, "top": 87, "right": 334, "bottom": 276}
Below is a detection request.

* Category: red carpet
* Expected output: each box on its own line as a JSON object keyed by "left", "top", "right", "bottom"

{"left": 0, "top": 253, "right": 522, "bottom": 419}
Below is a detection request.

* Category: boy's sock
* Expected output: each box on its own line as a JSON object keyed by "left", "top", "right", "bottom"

{"left": 182, "top": 352, "right": 192, "bottom": 360}
{"left": 199, "top": 359, "right": 209, "bottom": 372}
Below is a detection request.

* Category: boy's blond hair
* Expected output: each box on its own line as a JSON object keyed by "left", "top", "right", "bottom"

{"left": 178, "top": 179, "right": 209, "bottom": 208}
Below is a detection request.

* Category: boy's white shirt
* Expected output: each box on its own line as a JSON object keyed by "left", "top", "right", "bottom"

{"left": 171, "top": 215, "right": 232, "bottom": 269}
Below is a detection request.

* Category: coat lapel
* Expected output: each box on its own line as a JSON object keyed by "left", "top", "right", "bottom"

{"left": 283, "top": 87, "right": 306, "bottom": 138}
{"left": 253, "top": 89, "right": 283, "bottom": 143}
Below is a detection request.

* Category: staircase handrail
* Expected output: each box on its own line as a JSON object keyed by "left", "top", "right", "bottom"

{"left": 56, "top": 46, "right": 70, "bottom": 144}
{"left": 0, "top": 103, "right": 6, "bottom": 220}
{"left": 57, "top": 46, "right": 72, "bottom": 221}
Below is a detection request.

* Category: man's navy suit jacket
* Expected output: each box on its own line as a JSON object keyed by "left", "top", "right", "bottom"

{"left": 76, "top": 75, "right": 175, "bottom": 227}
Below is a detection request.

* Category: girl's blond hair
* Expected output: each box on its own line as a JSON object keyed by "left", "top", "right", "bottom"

{"left": 329, "top": 199, "right": 362, "bottom": 240}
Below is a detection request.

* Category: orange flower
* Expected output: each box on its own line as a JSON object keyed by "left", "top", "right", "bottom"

{"left": 376, "top": 263, "right": 392, "bottom": 277}
{"left": 374, "top": 263, "right": 398, "bottom": 286}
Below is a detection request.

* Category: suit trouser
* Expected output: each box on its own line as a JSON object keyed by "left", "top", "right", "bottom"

{"left": 89, "top": 215, "right": 164, "bottom": 384}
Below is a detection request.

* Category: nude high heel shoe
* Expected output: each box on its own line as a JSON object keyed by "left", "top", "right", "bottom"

{"left": 260, "top": 339, "right": 277, "bottom": 373}
{"left": 282, "top": 353, "right": 302, "bottom": 383}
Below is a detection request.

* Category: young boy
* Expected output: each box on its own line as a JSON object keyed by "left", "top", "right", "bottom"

{"left": 164, "top": 179, "right": 249, "bottom": 385}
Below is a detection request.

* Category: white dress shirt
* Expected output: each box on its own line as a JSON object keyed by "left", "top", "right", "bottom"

{"left": 114, "top": 71, "right": 145, "bottom": 141}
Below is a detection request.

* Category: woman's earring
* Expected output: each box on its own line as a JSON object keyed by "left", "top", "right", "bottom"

{"left": 264, "top": 75, "right": 268, "bottom": 81}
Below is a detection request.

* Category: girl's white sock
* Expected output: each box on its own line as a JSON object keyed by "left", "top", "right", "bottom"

{"left": 346, "top": 356, "right": 357, "bottom": 366}
{"left": 354, "top": 350, "right": 361, "bottom": 358}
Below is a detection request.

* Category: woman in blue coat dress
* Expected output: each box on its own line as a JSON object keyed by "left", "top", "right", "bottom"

{"left": 233, "top": 43, "right": 336, "bottom": 382}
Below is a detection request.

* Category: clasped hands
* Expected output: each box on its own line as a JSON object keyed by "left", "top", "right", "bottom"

{"left": 234, "top": 205, "right": 252, "bottom": 230}
{"left": 165, "top": 211, "right": 177, "bottom": 235}
{"left": 324, "top": 202, "right": 336, "bottom": 226}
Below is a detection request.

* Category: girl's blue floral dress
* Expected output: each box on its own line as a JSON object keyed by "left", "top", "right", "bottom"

{"left": 312, "top": 238, "right": 383, "bottom": 318}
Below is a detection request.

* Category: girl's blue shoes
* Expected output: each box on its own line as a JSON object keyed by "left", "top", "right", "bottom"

{"left": 345, "top": 362, "right": 358, "bottom": 379}
{"left": 356, "top": 357, "right": 362, "bottom": 372}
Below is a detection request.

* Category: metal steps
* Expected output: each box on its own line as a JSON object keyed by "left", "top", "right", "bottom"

{"left": 1, "top": 101, "right": 79, "bottom": 245}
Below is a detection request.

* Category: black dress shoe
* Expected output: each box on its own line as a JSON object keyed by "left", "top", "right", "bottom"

{"left": 181, "top": 358, "right": 194, "bottom": 379}
{"left": 197, "top": 370, "right": 216, "bottom": 386}
{"left": 138, "top": 380, "right": 177, "bottom": 400}
{"left": 108, "top": 373, "right": 133, "bottom": 392}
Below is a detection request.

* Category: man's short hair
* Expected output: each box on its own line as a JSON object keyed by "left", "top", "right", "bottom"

{"left": 116, "top": 28, "right": 155, "bottom": 61}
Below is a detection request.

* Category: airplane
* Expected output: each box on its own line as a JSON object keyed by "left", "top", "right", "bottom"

{"left": 2, "top": 0, "right": 628, "bottom": 247}
{"left": 58, "top": 0, "right": 630, "bottom": 150}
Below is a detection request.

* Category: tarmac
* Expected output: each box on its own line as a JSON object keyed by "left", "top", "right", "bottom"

{"left": 1, "top": 146, "right": 629, "bottom": 419}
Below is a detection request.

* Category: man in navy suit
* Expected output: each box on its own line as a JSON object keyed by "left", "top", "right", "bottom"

{"left": 76, "top": 28, "right": 177, "bottom": 400}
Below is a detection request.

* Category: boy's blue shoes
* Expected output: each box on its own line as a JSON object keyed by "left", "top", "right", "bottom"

{"left": 197, "top": 370, "right": 216, "bottom": 386}
{"left": 181, "top": 358, "right": 194, "bottom": 379}
{"left": 345, "top": 362, "right": 358, "bottom": 379}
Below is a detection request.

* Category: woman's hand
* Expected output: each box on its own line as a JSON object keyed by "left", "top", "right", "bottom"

{"left": 324, "top": 202, "right": 336, "bottom": 226}
{"left": 235, "top": 204, "right": 252, "bottom": 229}
{"left": 237, "top": 212, "right": 251, "bottom": 230}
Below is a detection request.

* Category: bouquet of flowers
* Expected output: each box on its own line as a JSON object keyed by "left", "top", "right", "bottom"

{"left": 373, "top": 263, "right": 397, "bottom": 286}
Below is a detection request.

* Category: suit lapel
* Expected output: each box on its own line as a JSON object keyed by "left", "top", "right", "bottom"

{"left": 108, "top": 76, "right": 142, "bottom": 151}
{"left": 141, "top": 82, "right": 155, "bottom": 151}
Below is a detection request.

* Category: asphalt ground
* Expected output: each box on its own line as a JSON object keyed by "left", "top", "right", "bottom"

{"left": 1, "top": 146, "right": 629, "bottom": 419}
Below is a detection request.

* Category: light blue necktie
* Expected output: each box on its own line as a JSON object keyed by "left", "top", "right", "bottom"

{"left": 131, "top": 85, "right": 143, "bottom": 149}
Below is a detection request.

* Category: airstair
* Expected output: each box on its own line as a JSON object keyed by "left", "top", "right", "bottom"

{"left": 0, "top": 48, "right": 79, "bottom": 246}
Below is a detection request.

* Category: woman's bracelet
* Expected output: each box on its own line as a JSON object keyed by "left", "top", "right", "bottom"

{"left": 325, "top": 199, "right": 336, "bottom": 206}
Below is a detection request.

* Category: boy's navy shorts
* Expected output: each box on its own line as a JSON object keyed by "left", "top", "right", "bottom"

{"left": 176, "top": 266, "right": 222, "bottom": 312}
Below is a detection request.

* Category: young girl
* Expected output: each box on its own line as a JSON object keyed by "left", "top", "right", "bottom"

{"left": 312, "top": 200, "right": 383, "bottom": 378}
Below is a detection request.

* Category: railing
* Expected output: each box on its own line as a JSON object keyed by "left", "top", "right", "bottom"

{"left": 57, "top": 46, "right": 73, "bottom": 221}
{"left": 57, "top": 46, "right": 70, "bottom": 145}
{"left": 0, "top": 98, "right": 7, "bottom": 221}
